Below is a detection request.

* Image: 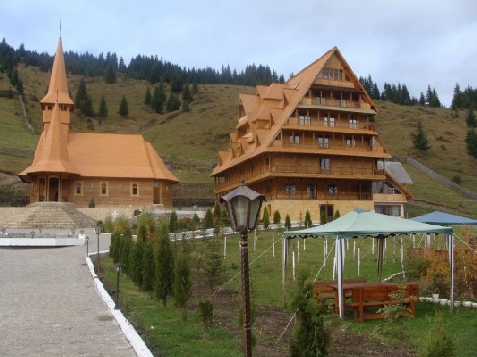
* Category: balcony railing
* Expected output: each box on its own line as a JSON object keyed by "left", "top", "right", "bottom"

{"left": 265, "top": 190, "right": 373, "bottom": 201}
{"left": 300, "top": 97, "right": 372, "bottom": 111}
{"left": 214, "top": 166, "right": 385, "bottom": 192}
{"left": 285, "top": 116, "right": 376, "bottom": 131}
{"left": 282, "top": 140, "right": 384, "bottom": 153}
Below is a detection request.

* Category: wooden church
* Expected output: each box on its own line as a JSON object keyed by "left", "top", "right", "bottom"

{"left": 19, "top": 38, "right": 178, "bottom": 208}
{"left": 211, "top": 47, "right": 412, "bottom": 222}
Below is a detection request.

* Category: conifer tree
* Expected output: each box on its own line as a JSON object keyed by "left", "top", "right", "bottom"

{"left": 144, "top": 87, "right": 152, "bottom": 106}
{"left": 204, "top": 208, "right": 214, "bottom": 229}
{"left": 173, "top": 243, "right": 192, "bottom": 321}
{"left": 203, "top": 239, "right": 225, "bottom": 292}
{"left": 142, "top": 241, "right": 155, "bottom": 294}
{"left": 119, "top": 232, "right": 132, "bottom": 274}
{"left": 289, "top": 270, "right": 330, "bottom": 357}
{"left": 166, "top": 92, "right": 181, "bottom": 112}
{"left": 103, "top": 65, "right": 117, "bottom": 84}
{"left": 304, "top": 210, "right": 312, "bottom": 227}
{"left": 465, "top": 129, "right": 477, "bottom": 162}
{"left": 466, "top": 108, "right": 476, "bottom": 127}
{"left": 273, "top": 210, "right": 281, "bottom": 224}
{"left": 119, "top": 95, "right": 128, "bottom": 117}
{"left": 155, "top": 224, "right": 174, "bottom": 307}
{"left": 285, "top": 214, "right": 291, "bottom": 230}
{"left": 411, "top": 120, "right": 431, "bottom": 155}
{"left": 169, "top": 210, "right": 178, "bottom": 233}
{"left": 97, "top": 95, "right": 108, "bottom": 118}
{"left": 262, "top": 207, "right": 270, "bottom": 230}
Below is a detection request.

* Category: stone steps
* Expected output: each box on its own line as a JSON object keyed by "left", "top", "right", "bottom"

{"left": 0, "top": 202, "right": 97, "bottom": 229}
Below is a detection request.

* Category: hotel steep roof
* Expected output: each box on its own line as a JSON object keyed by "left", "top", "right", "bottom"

{"left": 211, "top": 46, "right": 383, "bottom": 177}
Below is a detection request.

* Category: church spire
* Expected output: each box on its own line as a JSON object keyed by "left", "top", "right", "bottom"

{"left": 40, "top": 38, "right": 73, "bottom": 106}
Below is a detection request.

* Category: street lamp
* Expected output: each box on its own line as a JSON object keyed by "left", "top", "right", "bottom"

{"left": 94, "top": 226, "right": 102, "bottom": 275}
{"left": 221, "top": 183, "right": 265, "bottom": 357}
{"left": 115, "top": 262, "right": 122, "bottom": 309}
{"left": 85, "top": 236, "right": 89, "bottom": 256}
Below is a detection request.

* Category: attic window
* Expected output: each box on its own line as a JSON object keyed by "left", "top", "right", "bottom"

{"left": 317, "top": 67, "right": 343, "bottom": 81}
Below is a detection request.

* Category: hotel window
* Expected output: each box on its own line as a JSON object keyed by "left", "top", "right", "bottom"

{"left": 328, "top": 185, "right": 338, "bottom": 195}
{"left": 346, "top": 137, "right": 356, "bottom": 148}
{"left": 290, "top": 134, "right": 300, "bottom": 144}
{"left": 349, "top": 118, "right": 358, "bottom": 128}
{"left": 131, "top": 183, "right": 138, "bottom": 195}
{"left": 298, "top": 115, "right": 310, "bottom": 125}
{"left": 285, "top": 184, "right": 296, "bottom": 195}
{"left": 318, "top": 137, "right": 329, "bottom": 149}
{"left": 324, "top": 116, "right": 335, "bottom": 127}
{"left": 75, "top": 182, "right": 83, "bottom": 195}
{"left": 320, "top": 157, "right": 330, "bottom": 173}
{"left": 307, "top": 185, "right": 317, "bottom": 199}
{"left": 100, "top": 182, "right": 108, "bottom": 195}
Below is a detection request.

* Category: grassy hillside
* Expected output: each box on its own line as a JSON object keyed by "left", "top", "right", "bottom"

{"left": 1, "top": 64, "right": 477, "bottom": 216}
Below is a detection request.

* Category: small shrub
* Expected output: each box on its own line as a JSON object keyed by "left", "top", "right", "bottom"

{"left": 376, "top": 285, "right": 413, "bottom": 324}
{"left": 452, "top": 175, "right": 461, "bottom": 184}
{"left": 88, "top": 197, "right": 95, "bottom": 208}
{"left": 419, "top": 310, "right": 455, "bottom": 357}
{"left": 198, "top": 300, "right": 213, "bottom": 334}
{"left": 273, "top": 210, "right": 281, "bottom": 224}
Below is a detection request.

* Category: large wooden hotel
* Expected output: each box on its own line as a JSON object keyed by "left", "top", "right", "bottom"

{"left": 211, "top": 47, "right": 412, "bottom": 222}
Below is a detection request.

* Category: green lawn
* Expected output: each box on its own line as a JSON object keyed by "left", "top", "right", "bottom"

{"left": 101, "top": 226, "right": 477, "bottom": 356}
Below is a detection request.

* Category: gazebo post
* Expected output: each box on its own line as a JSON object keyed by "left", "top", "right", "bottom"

{"left": 376, "top": 235, "right": 385, "bottom": 283}
{"left": 449, "top": 234, "right": 454, "bottom": 314}
{"left": 336, "top": 238, "right": 345, "bottom": 319}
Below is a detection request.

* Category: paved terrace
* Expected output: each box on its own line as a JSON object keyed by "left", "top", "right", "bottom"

{"left": 0, "top": 228, "right": 149, "bottom": 357}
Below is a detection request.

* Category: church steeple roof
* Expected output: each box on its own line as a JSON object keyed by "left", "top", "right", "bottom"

{"left": 20, "top": 101, "right": 78, "bottom": 175}
{"left": 40, "top": 38, "right": 74, "bottom": 106}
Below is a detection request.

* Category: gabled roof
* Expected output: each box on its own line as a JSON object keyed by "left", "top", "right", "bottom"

{"left": 211, "top": 47, "right": 381, "bottom": 176}
{"left": 66, "top": 133, "right": 179, "bottom": 181}
{"left": 40, "top": 38, "right": 74, "bottom": 106}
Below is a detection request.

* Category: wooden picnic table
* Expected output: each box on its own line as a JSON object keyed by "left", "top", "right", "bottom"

{"left": 326, "top": 282, "right": 418, "bottom": 323}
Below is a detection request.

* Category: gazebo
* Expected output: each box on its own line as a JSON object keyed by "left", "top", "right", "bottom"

{"left": 282, "top": 209, "right": 453, "bottom": 318}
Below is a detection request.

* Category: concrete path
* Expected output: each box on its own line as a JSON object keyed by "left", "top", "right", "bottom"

{"left": 0, "top": 229, "right": 138, "bottom": 357}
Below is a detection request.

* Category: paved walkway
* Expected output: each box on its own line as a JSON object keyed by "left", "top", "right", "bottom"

{"left": 0, "top": 229, "right": 138, "bottom": 357}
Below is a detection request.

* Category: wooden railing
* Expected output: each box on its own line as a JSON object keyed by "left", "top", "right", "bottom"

{"left": 214, "top": 167, "right": 385, "bottom": 192}
{"left": 282, "top": 140, "right": 384, "bottom": 153}
{"left": 285, "top": 116, "right": 376, "bottom": 131}
{"left": 300, "top": 97, "right": 372, "bottom": 111}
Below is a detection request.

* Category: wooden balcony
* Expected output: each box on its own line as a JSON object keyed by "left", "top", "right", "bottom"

{"left": 284, "top": 116, "right": 376, "bottom": 132}
{"left": 298, "top": 97, "right": 374, "bottom": 114}
{"left": 214, "top": 166, "right": 385, "bottom": 192}
{"left": 265, "top": 190, "right": 373, "bottom": 201}
{"left": 282, "top": 140, "right": 384, "bottom": 153}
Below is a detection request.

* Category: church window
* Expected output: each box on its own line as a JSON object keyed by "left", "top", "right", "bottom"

{"left": 100, "top": 182, "right": 108, "bottom": 196}
{"left": 131, "top": 183, "right": 138, "bottom": 195}
{"left": 75, "top": 182, "right": 83, "bottom": 195}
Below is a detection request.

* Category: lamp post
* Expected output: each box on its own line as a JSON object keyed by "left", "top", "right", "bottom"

{"left": 115, "top": 262, "right": 122, "bottom": 309}
{"left": 221, "top": 183, "right": 265, "bottom": 357}
{"left": 86, "top": 236, "right": 89, "bottom": 256}
{"left": 94, "top": 226, "right": 102, "bottom": 275}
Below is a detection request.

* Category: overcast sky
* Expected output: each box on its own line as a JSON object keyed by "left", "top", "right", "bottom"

{"left": 2, "top": 0, "right": 477, "bottom": 107}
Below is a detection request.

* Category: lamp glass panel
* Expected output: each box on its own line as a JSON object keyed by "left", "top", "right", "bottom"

{"left": 248, "top": 199, "right": 261, "bottom": 230}
{"left": 232, "top": 195, "right": 249, "bottom": 230}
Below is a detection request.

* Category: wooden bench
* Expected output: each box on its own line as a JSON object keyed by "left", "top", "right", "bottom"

{"left": 313, "top": 278, "right": 367, "bottom": 311}
{"left": 345, "top": 283, "right": 418, "bottom": 323}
